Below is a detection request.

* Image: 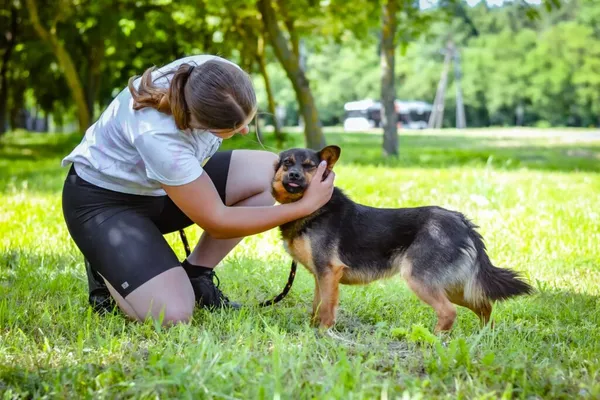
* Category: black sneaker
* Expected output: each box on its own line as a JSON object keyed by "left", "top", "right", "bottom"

{"left": 85, "top": 258, "right": 118, "bottom": 315}
{"left": 189, "top": 268, "right": 241, "bottom": 310}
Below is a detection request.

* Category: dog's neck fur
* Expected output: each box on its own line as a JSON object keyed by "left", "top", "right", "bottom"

{"left": 279, "top": 187, "right": 348, "bottom": 240}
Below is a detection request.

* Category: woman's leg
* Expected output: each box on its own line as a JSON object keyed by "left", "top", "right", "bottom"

{"left": 62, "top": 169, "right": 196, "bottom": 324}
{"left": 187, "top": 149, "right": 278, "bottom": 268}
{"left": 81, "top": 212, "right": 196, "bottom": 324}
{"left": 102, "top": 267, "right": 195, "bottom": 324}
{"left": 78, "top": 211, "right": 196, "bottom": 324}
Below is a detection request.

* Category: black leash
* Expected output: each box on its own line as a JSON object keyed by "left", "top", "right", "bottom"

{"left": 179, "top": 228, "right": 192, "bottom": 257}
{"left": 257, "top": 260, "right": 297, "bottom": 307}
{"left": 178, "top": 228, "right": 297, "bottom": 307}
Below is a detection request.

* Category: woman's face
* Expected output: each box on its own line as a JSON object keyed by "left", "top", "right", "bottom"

{"left": 212, "top": 124, "right": 250, "bottom": 139}
{"left": 192, "top": 110, "right": 255, "bottom": 140}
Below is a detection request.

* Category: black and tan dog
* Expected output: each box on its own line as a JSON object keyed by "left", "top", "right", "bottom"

{"left": 271, "top": 145, "right": 533, "bottom": 332}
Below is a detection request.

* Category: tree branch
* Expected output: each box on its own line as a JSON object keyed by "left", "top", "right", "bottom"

{"left": 25, "top": 0, "right": 51, "bottom": 42}
{"left": 1, "top": 5, "right": 18, "bottom": 78}
{"left": 276, "top": 0, "right": 299, "bottom": 59}
{"left": 25, "top": 0, "right": 91, "bottom": 132}
{"left": 257, "top": 0, "right": 298, "bottom": 73}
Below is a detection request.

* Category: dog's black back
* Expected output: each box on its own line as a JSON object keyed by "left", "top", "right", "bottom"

{"left": 281, "top": 187, "right": 476, "bottom": 283}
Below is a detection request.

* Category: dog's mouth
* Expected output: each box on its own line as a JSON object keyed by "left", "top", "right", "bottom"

{"left": 283, "top": 178, "right": 306, "bottom": 194}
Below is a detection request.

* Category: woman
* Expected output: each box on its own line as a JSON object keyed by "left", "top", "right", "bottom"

{"left": 61, "top": 54, "right": 335, "bottom": 325}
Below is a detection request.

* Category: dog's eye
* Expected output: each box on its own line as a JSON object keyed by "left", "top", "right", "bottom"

{"left": 283, "top": 159, "right": 293, "bottom": 167}
{"left": 302, "top": 163, "right": 316, "bottom": 169}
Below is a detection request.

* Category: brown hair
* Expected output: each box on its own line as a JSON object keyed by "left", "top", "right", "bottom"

{"left": 128, "top": 59, "right": 257, "bottom": 132}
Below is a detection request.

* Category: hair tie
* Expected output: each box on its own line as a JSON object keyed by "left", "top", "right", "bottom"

{"left": 187, "top": 65, "right": 195, "bottom": 77}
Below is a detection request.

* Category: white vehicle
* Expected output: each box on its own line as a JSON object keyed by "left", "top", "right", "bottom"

{"left": 343, "top": 99, "right": 432, "bottom": 131}
{"left": 396, "top": 100, "right": 433, "bottom": 130}
{"left": 343, "top": 99, "right": 382, "bottom": 131}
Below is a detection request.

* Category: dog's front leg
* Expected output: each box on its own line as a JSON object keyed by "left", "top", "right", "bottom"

{"left": 315, "top": 265, "right": 345, "bottom": 329}
{"left": 311, "top": 275, "right": 321, "bottom": 326}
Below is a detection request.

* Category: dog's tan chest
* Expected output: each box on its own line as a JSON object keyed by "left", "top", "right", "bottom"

{"left": 284, "top": 236, "right": 316, "bottom": 275}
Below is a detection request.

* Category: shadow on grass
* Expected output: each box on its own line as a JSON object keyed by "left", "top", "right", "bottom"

{"left": 1, "top": 130, "right": 599, "bottom": 195}
{"left": 0, "top": 246, "right": 306, "bottom": 327}
{"left": 0, "top": 363, "right": 115, "bottom": 398}
{"left": 0, "top": 132, "right": 80, "bottom": 194}
{"left": 0, "top": 131, "right": 82, "bottom": 161}
{"left": 223, "top": 131, "right": 600, "bottom": 173}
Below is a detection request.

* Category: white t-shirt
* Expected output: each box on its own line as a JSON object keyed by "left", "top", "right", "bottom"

{"left": 62, "top": 54, "right": 239, "bottom": 196}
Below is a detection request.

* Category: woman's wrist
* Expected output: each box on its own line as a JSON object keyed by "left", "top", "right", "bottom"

{"left": 285, "top": 197, "right": 314, "bottom": 219}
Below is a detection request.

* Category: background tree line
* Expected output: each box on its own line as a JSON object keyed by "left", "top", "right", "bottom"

{"left": 0, "top": 0, "right": 595, "bottom": 152}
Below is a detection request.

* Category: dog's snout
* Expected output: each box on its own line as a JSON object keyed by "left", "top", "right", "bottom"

{"left": 288, "top": 170, "right": 301, "bottom": 180}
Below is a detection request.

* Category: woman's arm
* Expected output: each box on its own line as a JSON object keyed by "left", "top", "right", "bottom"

{"left": 162, "top": 160, "right": 334, "bottom": 239}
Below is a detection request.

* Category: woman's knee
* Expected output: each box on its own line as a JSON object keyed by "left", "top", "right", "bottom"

{"left": 160, "top": 302, "right": 195, "bottom": 325}
{"left": 124, "top": 267, "right": 196, "bottom": 325}
{"left": 226, "top": 150, "right": 279, "bottom": 205}
{"left": 133, "top": 297, "right": 195, "bottom": 325}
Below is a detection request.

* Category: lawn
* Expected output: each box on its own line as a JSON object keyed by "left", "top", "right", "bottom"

{"left": 1, "top": 128, "right": 599, "bottom": 399}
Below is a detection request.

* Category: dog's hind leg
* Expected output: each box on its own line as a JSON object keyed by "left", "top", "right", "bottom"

{"left": 400, "top": 253, "right": 457, "bottom": 332}
{"left": 403, "top": 274, "right": 457, "bottom": 333}
{"left": 447, "top": 290, "right": 493, "bottom": 327}
{"left": 314, "top": 265, "right": 345, "bottom": 329}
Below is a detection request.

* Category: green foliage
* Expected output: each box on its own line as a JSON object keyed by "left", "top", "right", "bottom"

{"left": 1, "top": 0, "right": 598, "bottom": 131}
{"left": 249, "top": 0, "right": 600, "bottom": 128}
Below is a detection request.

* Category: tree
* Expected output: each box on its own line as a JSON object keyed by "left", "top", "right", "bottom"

{"left": 381, "top": 0, "right": 434, "bottom": 154}
{"left": 380, "top": 0, "right": 398, "bottom": 157}
{"left": 256, "top": 34, "right": 284, "bottom": 144}
{"left": 0, "top": 1, "right": 18, "bottom": 135}
{"left": 257, "top": 0, "right": 326, "bottom": 149}
{"left": 202, "top": 1, "right": 285, "bottom": 145}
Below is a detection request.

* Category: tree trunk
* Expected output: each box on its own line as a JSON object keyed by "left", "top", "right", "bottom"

{"left": 381, "top": 0, "right": 398, "bottom": 157}
{"left": 9, "top": 79, "right": 25, "bottom": 130}
{"left": 276, "top": 0, "right": 300, "bottom": 60}
{"left": 43, "top": 111, "right": 49, "bottom": 131}
{"left": 0, "top": 5, "right": 18, "bottom": 136}
{"left": 86, "top": 39, "right": 105, "bottom": 123}
{"left": 257, "top": 0, "right": 326, "bottom": 150}
{"left": 257, "top": 34, "right": 284, "bottom": 146}
{"left": 25, "top": 0, "right": 91, "bottom": 133}
{"left": 429, "top": 41, "right": 452, "bottom": 129}
{"left": 453, "top": 46, "right": 466, "bottom": 129}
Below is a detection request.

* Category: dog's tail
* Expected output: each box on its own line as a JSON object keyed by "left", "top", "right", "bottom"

{"left": 464, "top": 218, "right": 534, "bottom": 302}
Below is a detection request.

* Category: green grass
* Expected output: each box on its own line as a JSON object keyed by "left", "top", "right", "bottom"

{"left": 1, "top": 128, "right": 599, "bottom": 399}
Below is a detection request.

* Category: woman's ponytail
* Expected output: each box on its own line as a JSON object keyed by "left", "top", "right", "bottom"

{"left": 128, "top": 63, "right": 196, "bottom": 130}
{"left": 167, "top": 64, "right": 195, "bottom": 130}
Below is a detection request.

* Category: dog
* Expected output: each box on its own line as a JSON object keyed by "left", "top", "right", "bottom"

{"left": 271, "top": 145, "right": 533, "bottom": 332}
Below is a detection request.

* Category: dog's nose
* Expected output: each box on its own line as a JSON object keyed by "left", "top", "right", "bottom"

{"left": 288, "top": 171, "right": 301, "bottom": 180}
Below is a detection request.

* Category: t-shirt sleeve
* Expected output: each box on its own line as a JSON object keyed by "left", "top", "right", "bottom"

{"left": 133, "top": 131, "right": 203, "bottom": 186}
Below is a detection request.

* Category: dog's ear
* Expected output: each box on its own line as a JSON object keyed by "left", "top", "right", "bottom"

{"left": 318, "top": 145, "right": 341, "bottom": 170}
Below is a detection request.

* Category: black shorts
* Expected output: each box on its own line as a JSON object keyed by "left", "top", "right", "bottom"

{"left": 61, "top": 151, "right": 232, "bottom": 298}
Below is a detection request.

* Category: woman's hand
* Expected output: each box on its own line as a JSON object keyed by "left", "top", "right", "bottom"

{"left": 298, "top": 160, "right": 336, "bottom": 214}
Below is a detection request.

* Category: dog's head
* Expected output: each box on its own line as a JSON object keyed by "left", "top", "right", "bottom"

{"left": 271, "top": 145, "right": 341, "bottom": 204}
